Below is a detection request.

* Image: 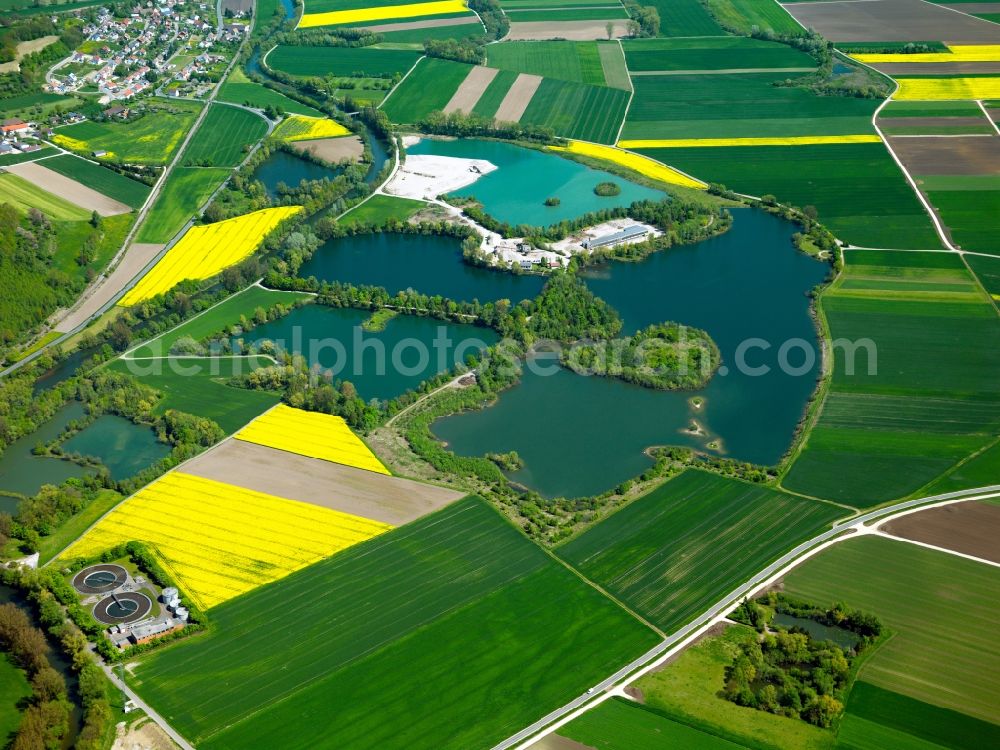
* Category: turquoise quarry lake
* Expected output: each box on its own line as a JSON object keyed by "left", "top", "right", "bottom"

{"left": 407, "top": 138, "right": 664, "bottom": 226}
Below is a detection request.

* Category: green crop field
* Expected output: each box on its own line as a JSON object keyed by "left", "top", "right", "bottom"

{"left": 784, "top": 250, "right": 1000, "bottom": 505}
{"left": 643, "top": 144, "right": 940, "bottom": 249}
{"left": 42, "top": 154, "right": 151, "bottom": 209}
{"left": 558, "top": 697, "right": 748, "bottom": 749}
{"left": 135, "top": 167, "right": 229, "bottom": 243}
{"left": 599, "top": 40, "right": 630, "bottom": 89}
{"left": 634, "top": 625, "right": 834, "bottom": 750}
{"left": 0, "top": 146, "right": 56, "bottom": 166}
{"left": 219, "top": 68, "right": 324, "bottom": 116}
{"left": 838, "top": 681, "right": 1000, "bottom": 750}
{"left": 486, "top": 41, "right": 609, "bottom": 86}
{"left": 129, "top": 498, "right": 659, "bottom": 749}
{"left": 0, "top": 172, "right": 91, "bottom": 221}
{"left": 182, "top": 104, "right": 267, "bottom": 168}
{"left": 645, "top": 0, "right": 724, "bottom": 36}
{"left": 53, "top": 100, "right": 202, "bottom": 165}
{"left": 338, "top": 194, "right": 426, "bottom": 226}
{"left": 107, "top": 356, "right": 279, "bottom": 433}
{"left": 374, "top": 21, "right": 485, "bottom": 43}
{"left": 506, "top": 7, "right": 629, "bottom": 19}
{"left": 927, "top": 190, "right": 1000, "bottom": 255}
{"left": 783, "top": 535, "right": 1000, "bottom": 724}
{"left": 966, "top": 252, "right": 1000, "bottom": 296}
{"left": 472, "top": 69, "right": 520, "bottom": 116}
{"left": 520, "top": 77, "right": 630, "bottom": 143}
{"left": 623, "top": 73, "right": 876, "bottom": 139}
{"left": 704, "top": 0, "right": 803, "bottom": 35}
{"left": 381, "top": 57, "right": 473, "bottom": 123}
{"left": 128, "top": 286, "right": 312, "bottom": 358}
{"left": 923, "top": 441, "right": 1000, "bottom": 495}
{"left": 622, "top": 36, "right": 815, "bottom": 72}
{"left": 0, "top": 653, "right": 31, "bottom": 742}
{"left": 52, "top": 213, "right": 132, "bottom": 277}
{"left": 267, "top": 45, "right": 422, "bottom": 78}
{"left": 558, "top": 470, "right": 844, "bottom": 632}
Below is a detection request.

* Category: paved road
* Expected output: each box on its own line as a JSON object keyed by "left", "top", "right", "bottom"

{"left": 493, "top": 484, "right": 1000, "bottom": 750}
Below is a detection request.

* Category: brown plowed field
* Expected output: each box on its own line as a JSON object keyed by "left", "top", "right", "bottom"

{"left": 882, "top": 500, "right": 1000, "bottom": 563}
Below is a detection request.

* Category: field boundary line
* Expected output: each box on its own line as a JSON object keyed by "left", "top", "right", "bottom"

{"left": 497, "top": 485, "right": 1000, "bottom": 749}
{"left": 613, "top": 39, "right": 632, "bottom": 144}
{"left": 378, "top": 55, "right": 426, "bottom": 110}
{"left": 977, "top": 99, "right": 1000, "bottom": 135}
{"left": 870, "top": 529, "right": 1000, "bottom": 569}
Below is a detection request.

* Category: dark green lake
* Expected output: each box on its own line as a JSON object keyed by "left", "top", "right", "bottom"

{"left": 298, "top": 232, "right": 546, "bottom": 303}
{"left": 433, "top": 209, "right": 829, "bottom": 498}
{"left": 772, "top": 613, "right": 860, "bottom": 649}
{"left": 232, "top": 304, "right": 498, "bottom": 402}
{"left": 406, "top": 138, "right": 664, "bottom": 226}
{"left": 61, "top": 415, "right": 169, "bottom": 480}
{"left": 0, "top": 401, "right": 91, "bottom": 509}
{"left": 252, "top": 149, "right": 341, "bottom": 200}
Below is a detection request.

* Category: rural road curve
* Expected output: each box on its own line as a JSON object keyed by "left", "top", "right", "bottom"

{"left": 494, "top": 484, "right": 1000, "bottom": 750}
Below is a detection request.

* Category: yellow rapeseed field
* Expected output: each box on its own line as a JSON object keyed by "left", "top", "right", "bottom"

{"left": 851, "top": 44, "right": 1000, "bottom": 64}
{"left": 60, "top": 472, "right": 393, "bottom": 609}
{"left": 272, "top": 115, "right": 351, "bottom": 142}
{"left": 617, "top": 135, "right": 883, "bottom": 148}
{"left": 235, "top": 404, "right": 390, "bottom": 474}
{"left": 893, "top": 77, "right": 1000, "bottom": 101}
{"left": 119, "top": 206, "right": 301, "bottom": 305}
{"left": 299, "top": 0, "right": 467, "bottom": 29}
{"left": 548, "top": 140, "right": 706, "bottom": 190}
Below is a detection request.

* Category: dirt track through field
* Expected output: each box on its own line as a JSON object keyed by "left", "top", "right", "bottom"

{"left": 882, "top": 500, "right": 1000, "bottom": 563}
{"left": 56, "top": 242, "right": 164, "bottom": 332}
{"left": 781, "top": 0, "right": 1000, "bottom": 43}
{"left": 291, "top": 135, "right": 365, "bottom": 163}
{"left": 505, "top": 20, "right": 630, "bottom": 41}
{"left": 494, "top": 73, "right": 543, "bottom": 122}
{"left": 7, "top": 161, "right": 132, "bottom": 216}
{"left": 182, "top": 439, "right": 465, "bottom": 526}
{"left": 444, "top": 65, "right": 499, "bottom": 114}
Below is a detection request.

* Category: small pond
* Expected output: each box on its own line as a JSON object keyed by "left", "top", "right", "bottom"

{"left": 252, "top": 149, "right": 342, "bottom": 200}
{"left": 0, "top": 401, "right": 92, "bottom": 510}
{"left": 406, "top": 138, "right": 664, "bottom": 226}
{"left": 230, "top": 304, "right": 498, "bottom": 402}
{"left": 433, "top": 209, "right": 830, "bottom": 498}
{"left": 61, "top": 414, "right": 170, "bottom": 481}
{"left": 298, "top": 232, "right": 546, "bottom": 304}
{"left": 773, "top": 613, "right": 861, "bottom": 649}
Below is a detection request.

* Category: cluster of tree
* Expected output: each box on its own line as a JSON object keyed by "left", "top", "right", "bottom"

{"left": 528, "top": 272, "right": 622, "bottom": 342}
{"left": 469, "top": 0, "right": 509, "bottom": 41}
{"left": 419, "top": 110, "right": 556, "bottom": 143}
{"left": 754, "top": 195, "right": 840, "bottom": 266}
{"left": 0, "top": 204, "right": 86, "bottom": 356}
{"left": 562, "top": 322, "right": 720, "bottom": 390}
{"left": 0, "top": 16, "right": 81, "bottom": 99}
{"left": 357, "top": 104, "right": 393, "bottom": 140}
{"left": 0, "top": 565, "right": 116, "bottom": 750}
{"left": 723, "top": 629, "right": 849, "bottom": 728}
{"left": 739, "top": 593, "right": 883, "bottom": 642}
{"left": 623, "top": 2, "right": 660, "bottom": 37}
{"left": 424, "top": 38, "right": 484, "bottom": 65}
{"left": 0, "top": 602, "right": 72, "bottom": 750}
{"left": 187, "top": 297, "right": 308, "bottom": 354}
{"left": 276, "top": 27, "right": 380, "bottom": 47}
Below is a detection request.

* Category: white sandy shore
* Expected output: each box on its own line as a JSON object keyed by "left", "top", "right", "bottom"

{"left": 385, "top": 153, "right": 498, "bottom": 201}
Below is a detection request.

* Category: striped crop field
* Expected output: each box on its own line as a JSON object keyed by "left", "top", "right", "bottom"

{"left": 895, "top": 77, "right": 1000, "bottom": 101}
{"left": 298, "top": 0, "right": 467, "bottom": 28}
{"left": 618, "top": 135, "right": 883, "bottom": 148}
{"left": 272, "top": 115, "right": 351, "bottom": 141}
{"left": 234, "top": 404, "right": 389, "bottom": 474}
{"left": 120, "top": 206, "right": 302, "bottom": 305}
{"left": 59, "top": 472, "right": 393, "bottom": 609}
{"left": 851, "top": 44, "right": 1000, "bottom": 64}
{"left": 558, "top": 470, "right": 844, "bottom": 632}
{"left": 547, "top": 140, "right": 706, "bottom": 189}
